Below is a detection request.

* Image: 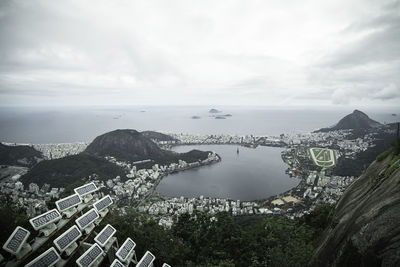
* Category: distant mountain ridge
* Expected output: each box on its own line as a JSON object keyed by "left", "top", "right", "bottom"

{"left": 316, "top": 110, "right": 382, "bottom": 133}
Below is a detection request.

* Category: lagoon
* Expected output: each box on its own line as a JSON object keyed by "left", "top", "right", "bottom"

{"left": 156, "top": 144, "right": 300, "bottom": 201}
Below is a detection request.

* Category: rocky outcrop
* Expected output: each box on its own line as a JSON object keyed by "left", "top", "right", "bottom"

{"left": 312, "top": 149, "right": 400, "bottom": 266}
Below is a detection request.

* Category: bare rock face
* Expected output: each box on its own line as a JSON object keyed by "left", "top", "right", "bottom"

{"left": 312, "top": 152, "right": 400, "bottom": 266}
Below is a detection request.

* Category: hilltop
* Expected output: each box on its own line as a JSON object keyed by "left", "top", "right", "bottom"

{"left": 0, "top": 143, "right": 44, "bottom": 167}
{"left": 85, "top": 129, "right": 167, "bottom": 163}
{"left": 316, "top": 110, "right": 382, "bottom": 133}
{"left": 21, "top": 129, "right": 211, "bottom": 188}
{"left": 85, "top": 129, "right": 210, "bottom": 164}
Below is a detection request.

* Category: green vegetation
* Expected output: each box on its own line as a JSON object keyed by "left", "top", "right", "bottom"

{"left": 0, "top": 198, "right": 31, "bottom": 245}
{"left": 20, "top": 153, "right": 126, "bottom": 188}
{"left": 302, "top": 203, "right": 335, "bottom": 231}
{"left": 0, "top": 143, "right": 43, "bottom": 167}
{"left": 98, "top": 205, "right": 336, "bottom": 267}
{"left": 376, "top": 147, "right": 394, "bottom": 162}
{"left": 0, "top": 200, "right": 336, "bottom": 266}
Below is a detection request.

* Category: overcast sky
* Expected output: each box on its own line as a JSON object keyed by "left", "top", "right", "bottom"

{"left": 0, "top": 0, "right": 399, "bottom": 107}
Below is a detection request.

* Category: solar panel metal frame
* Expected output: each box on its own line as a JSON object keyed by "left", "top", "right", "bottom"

{"left": 110, "top": 258, "right": 125, "bottom": 267}
{"left": 75, "top": 208, "right": 99, "bottom": 230}
{"left": 76, "top": 243, "right": 104, "bottom": 267}
{"left": 136, "top": 251, "right": 155, "bottom": 267}
{"left": 29, "top": 209, "right": 61, "bottom": 230}
{"left": 94, "top": 224, "right": 116, "bottom": 247}
{"left": 74, "top": 182, "right": 98, "bottom": 197}
{"left": 116, "top": 237, "right": 136, "bottom": 262}
{"left": 55, "top": 194, "right": 82, "bottom": 212}
{"left": 93, "top": 195, "right": 113, "bottom": 212}
{"left": 2, "top": 226, "right": 30, "bottom": 255}
{"left": 53, "top": 225, "right": 82, "bottom": 252}
{"left": 25, "top": 247, "right": 60, "bottom": 267}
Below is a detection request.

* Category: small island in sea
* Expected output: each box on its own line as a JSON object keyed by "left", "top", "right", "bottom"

{"left": 209, "top": 108, "right": 221, "bottom": 113}
{"left": 215, "top": 116, "right": 226, "bottom": 119}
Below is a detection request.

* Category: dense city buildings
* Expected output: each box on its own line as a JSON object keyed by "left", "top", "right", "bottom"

{"left": 1, "top": 127, "right": 382, "bottom": 228}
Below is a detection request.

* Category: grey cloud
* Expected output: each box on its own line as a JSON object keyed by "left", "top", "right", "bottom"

{"left": 0, "top": 0, "right": 399, "bottom": 106}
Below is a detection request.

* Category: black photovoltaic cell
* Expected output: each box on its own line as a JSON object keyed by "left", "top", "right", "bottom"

{"left": 117, "top": 238, "right": 135, "bottom": 260}
{"left": 111, "top": 259, "right": 125, "bottom": 267}
{"left": 56, "top": 194, "right": 81, "bottom": 211}
{"left": 31, "top": 209, "right": 61, "bottom": 229}
{"left": 94, "top": 196, "right": 112, "bottom": 211}
{"left": 26, "top": 248, "right": 60, "bottom": 267}
{"left": 95, "top": 225, "right": 115, "bottom": 246}
{"left": 76, "top": 209, "right": 98, "bottom": 229}
{"left": 6, "top": 228, "right": 29, "bottom": 253}
{"left": 55, "top": 226, "right": 81, "bottom": 250}
{"left": 137, "top": 252, "right": 155, "bottom": 267}
{"left": 75, "top": 183, "right": 97, "bottom": 196}
{"left": 77, "top": 244, "right": 103, "bottom": 266}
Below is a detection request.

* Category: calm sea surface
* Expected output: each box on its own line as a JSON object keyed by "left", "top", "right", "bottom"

{"left": 157, "top": 145, "right": 299, "bottom": 201}
{"left": 0, "top": 106, "right": 398, "bottom": 143}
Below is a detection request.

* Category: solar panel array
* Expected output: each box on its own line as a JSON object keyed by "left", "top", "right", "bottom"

{"left": 93, "top": 195, "right": 113, "bottom": 212}
{"left": 53, "top": 225, "right": 82, "bottom": 252}
{"left": 137, "top": 251, "right": 155, "bottom": 267}
{"left": 110, "top": 258, "right": 125, "bottom": 267}
{"left": 116, "top": 238, "right": 136, "bottom": 262}
{"left": 25, "top": 247, "right": 60, "bottom": 267}
{"left": 29, "top": 209, "right": 61, "bottom": 230}
{"left": 76, "top": 243, "right": 103, "bottom": 267}
{"left": 76, "top": 209, "right": 99, "bottom": 230}
{"left": 74, "top": 182, "right": 98, "bottom": 197}
{"left": 56, "top": 194, "right": 82, "bottom": 212}
{"left": 2, "top": 226, "right": 30, "bottom": 254}
{"left": 94, "top": 224, "right": 116, "bottom": 247}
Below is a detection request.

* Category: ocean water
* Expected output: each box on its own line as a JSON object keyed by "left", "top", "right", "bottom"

{"left": 157, "top": 144, "right": 299, "bottom": 201}
{"left": 0, "top": 106, "right": 398, "bottom": 143}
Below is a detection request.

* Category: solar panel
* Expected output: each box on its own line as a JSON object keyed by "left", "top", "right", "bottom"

{"left": 94, "top": 224, "right": 116, "bottom": 247}
{"left": 137, "top": 251, "right": 155, "bottom": 267}
{"left": 110, "top": 258, "right": 125, "bottom": 267}
{"left": 29, "top": 209, "right": 61, "bottom": 230}
{"left": 53, "top": 225, "right": 82, "bottom": 252}
{"left": 93, "top": 195, "right": 113, "bottom": 212}
{"left": 2, "top": 226, "right": 30, "bottom": 255}
{"left": 76, "top": 243, "right": 104, "bottom": 267}
{"left": 116, "top": 238, "right": 136, "bottom": 262}
{"left": 56, "top": 194, "right": 82, "bottom": 212}
{"left": 75, "top": 209, "right": 99, "bottom": 230}
{"left": 74, "top": 182, "right": 98, "bottom": 197}
{"left": 25, "top": 247, "right": 60, "bottom": 267}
